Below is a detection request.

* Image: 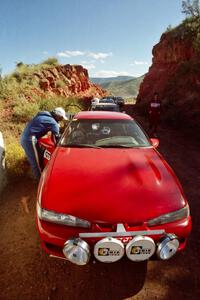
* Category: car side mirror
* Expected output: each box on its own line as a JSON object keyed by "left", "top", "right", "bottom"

{"left": 150, "top": 138, "right": 159, "bottom": 148}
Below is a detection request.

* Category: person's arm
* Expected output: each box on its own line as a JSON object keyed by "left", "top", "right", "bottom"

{"left": 50, "top": 122, "right": 60, "bottom": 145}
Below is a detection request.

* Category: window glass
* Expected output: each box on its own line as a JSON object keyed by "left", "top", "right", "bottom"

{"left": 60, "top": 119, "right": 150, "bottom": 148}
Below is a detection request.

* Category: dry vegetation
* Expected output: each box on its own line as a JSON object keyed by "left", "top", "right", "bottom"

{"left": 0, "top": 59, "right": 85, "bottom": 178}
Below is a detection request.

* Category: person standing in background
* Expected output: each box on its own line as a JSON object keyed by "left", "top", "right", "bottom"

{"left": 148, "top": 92, "right": 161, "bottom": 137}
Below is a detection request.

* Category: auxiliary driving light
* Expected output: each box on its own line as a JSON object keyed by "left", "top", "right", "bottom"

{"left": 63, "top": 238, "right": 90, "bottom": 265}
{"left": 126, "top": 235, "right": 156, "bottom": 261}
{"left": 94, "top": 237, "right": 124, "bottom": 263}
{"left": 157, "top": 234, "right": 179, "bottom": 260}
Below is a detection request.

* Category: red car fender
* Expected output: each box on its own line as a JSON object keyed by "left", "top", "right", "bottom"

{"left": 38, "top": 136, "right": 56, "bottom": 166}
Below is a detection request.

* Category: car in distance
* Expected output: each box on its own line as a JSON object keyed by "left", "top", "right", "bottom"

{"left": 91, "top": 98, "right": 120, "bottom": 112}
{"left": 36, "top": 111, "right": 191, "bottom": 265}
{"left": 102, "top": 96, "right": 125, "bottom": 106}
{"left": 101, "top": 96, "right": 125, "bottom": 111}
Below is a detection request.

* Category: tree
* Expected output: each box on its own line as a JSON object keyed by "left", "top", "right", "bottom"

{"left": 166, "top": 24, "right": 173, "bottom": 32}
{"left": 182, "top": 0, "right": 200, "bottom": 17}
{"left": 42, "top": 57, "right": 59, "bottom": 66}
{"left": 16, "top": 61, "right": 24, "bottom": 68}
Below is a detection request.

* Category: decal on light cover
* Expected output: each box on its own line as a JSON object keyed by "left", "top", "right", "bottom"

{"left": 131, "top": 245, "right": 152, "bottom": 255}
{"left": 98, "top": 248, "right": 120, "bottom": 256}
{"left": 126, "top": 236, "right": 155, "bottom": 261}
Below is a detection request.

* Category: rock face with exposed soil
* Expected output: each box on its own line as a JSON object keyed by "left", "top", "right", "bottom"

{"left": 33, "top": 64, "right": 106, "bottom": 99}
{"left": 137, "top": 22, "right": 200, "bottom": 129}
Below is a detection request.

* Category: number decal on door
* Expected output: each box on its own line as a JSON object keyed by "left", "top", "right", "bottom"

{"left": 44, "top": 150, "right": 51, "bottom": 161}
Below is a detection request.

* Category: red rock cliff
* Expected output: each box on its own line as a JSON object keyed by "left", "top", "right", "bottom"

{"left": 32, "top": 64, "right": 106, "bottom": 99}
{"left": 137, "top": 24, "right": 200, "bottom": 127}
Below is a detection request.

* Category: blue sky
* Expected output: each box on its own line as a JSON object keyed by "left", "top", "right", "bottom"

{"left": 0, "top": 0, "right": 185, "bottom": 78}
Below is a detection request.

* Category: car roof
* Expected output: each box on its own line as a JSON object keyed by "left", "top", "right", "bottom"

{"left": 75, "top": 111, "right": 133, "bottom": 120}
{"left": 99, "top": 98, "right": 115, "bottom": 103}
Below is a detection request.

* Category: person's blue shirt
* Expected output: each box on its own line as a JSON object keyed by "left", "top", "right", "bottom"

{"left": 21, "top": 111, "right": 59, "bottom": 142}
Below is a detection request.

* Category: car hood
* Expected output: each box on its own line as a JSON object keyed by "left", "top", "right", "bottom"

{"left": 42, "top": 147, "right": 186, "bottom": 224}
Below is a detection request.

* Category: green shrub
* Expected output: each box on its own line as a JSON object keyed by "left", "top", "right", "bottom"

{"left": 56, "top": 79, "right": 66, "bottom": 88}
{"left": 0, "top": 76, "right": 18, "bottom": 99}
{"left": 38, "top": 96, "right": 83, "bottom": 113}
{"left": 41, "top": 57, "right": 59, "bottom": 66}
{"left": 13, "top": 102, "right": 40, "bottom": 122}
{"left": 0, "top": 73, "right": 39, "bottom": 101}
{"left": 12, "top": 71, "right": 23, "bottom": 83}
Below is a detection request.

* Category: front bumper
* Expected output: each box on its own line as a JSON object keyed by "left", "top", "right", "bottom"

{"left": 36, "top": 215, "right": 192, "bottom": 263}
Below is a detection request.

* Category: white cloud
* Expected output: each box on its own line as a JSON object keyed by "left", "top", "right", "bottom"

{"left": 93, "top": 70, "right": 131, "bottom": 78}
{"left": 56, "top": 50, "right": 113, "bottom": 61}
{"left": 81, "top": 60, "right": 95, "bottom": 64}
{"left": 57, "top": 50, "right": 85, "bottom": 58}
{"left": 81, "top": 60, "right": 96, "bottom": 70}
{"left": 43, "top": 51, "right": 48, "bottom": 55}
{"left": 131, "top": 60, "right": 149, "bottom": 65}
{"left": 87, "top": 52, "right": 113, "bottom": 60}
{"left": 82, "top": 63, "right": 96, "bottom": 70}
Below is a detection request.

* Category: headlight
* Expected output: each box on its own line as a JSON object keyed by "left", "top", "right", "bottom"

{"left": 37, "top": 203, "right": 91, "bottom": 228}
{"left": 147, "top": 205, "right": 190, "bottom": 226}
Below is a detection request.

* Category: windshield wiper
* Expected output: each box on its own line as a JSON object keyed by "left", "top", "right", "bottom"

{"left": 62, "top": 143, "right": 102, "bottom": 149}
{"left": 99, "top": 144, "right": 137, "bottom": 148}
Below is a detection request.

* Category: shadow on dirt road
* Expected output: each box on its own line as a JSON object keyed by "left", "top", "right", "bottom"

{"left": 0, "top": 179, "right": 147, "bottom": 300}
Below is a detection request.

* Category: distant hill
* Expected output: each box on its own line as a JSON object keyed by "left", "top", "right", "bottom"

{"left": 90, "top": 76, "right": 134, "bottom": 85}
{"left": 91, "top": 75, "right": 144, "bottom": 98}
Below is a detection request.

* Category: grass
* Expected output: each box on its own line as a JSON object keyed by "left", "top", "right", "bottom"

{"left": 125, "top": 98, "right": 136, "bottom": 104}
{"left": 5, "top": 142, "right": 29, "bottom": 178}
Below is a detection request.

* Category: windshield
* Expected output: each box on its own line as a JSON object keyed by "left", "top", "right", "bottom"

{"left": 92, "top": 105, "right": 120, "bottom": 112}
{"left": 60, "top": 119, "right": 151, "bottom": 148}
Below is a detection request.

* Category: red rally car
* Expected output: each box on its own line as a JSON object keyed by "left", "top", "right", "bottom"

{"left": 36, "top": 111, "right": 192, "bottom": 265}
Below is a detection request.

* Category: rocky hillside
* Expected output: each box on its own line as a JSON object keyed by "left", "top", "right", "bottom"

{"left": 27, "top": 64, "right": 105, "bottom": 99}
{"left": 137, "top": 18, "right": 200, "bottom": 129}
{"left": 0, "top": 61, "right": 106, "bottom": 140}
{"left": 0, "top": 62, "right": 106, "bottom": 104}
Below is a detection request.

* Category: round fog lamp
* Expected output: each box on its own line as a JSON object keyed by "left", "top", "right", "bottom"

{"left": 126, "top": 235, "right": 155, "bottom": 261}
{"left": 63, "top": 238, "right": 90, "bottom": 265}
{"left": 157, "top": 234, "right": 179, "bottom": 260}
{"left": 94, "top": 237, "right": 124, "bottom": 263}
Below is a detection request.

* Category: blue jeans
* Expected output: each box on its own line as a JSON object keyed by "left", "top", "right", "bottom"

{"left": 20, "top": 136, "right": 42, "bottom": 179}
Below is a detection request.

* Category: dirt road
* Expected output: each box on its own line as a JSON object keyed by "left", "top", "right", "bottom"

{"left": 0, "top": 110, "right": 200, "bottom": 300}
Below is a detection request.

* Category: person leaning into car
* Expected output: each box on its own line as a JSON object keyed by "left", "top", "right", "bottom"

{"left": 20, "top": 107, "right": 68, "bottom": 180}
